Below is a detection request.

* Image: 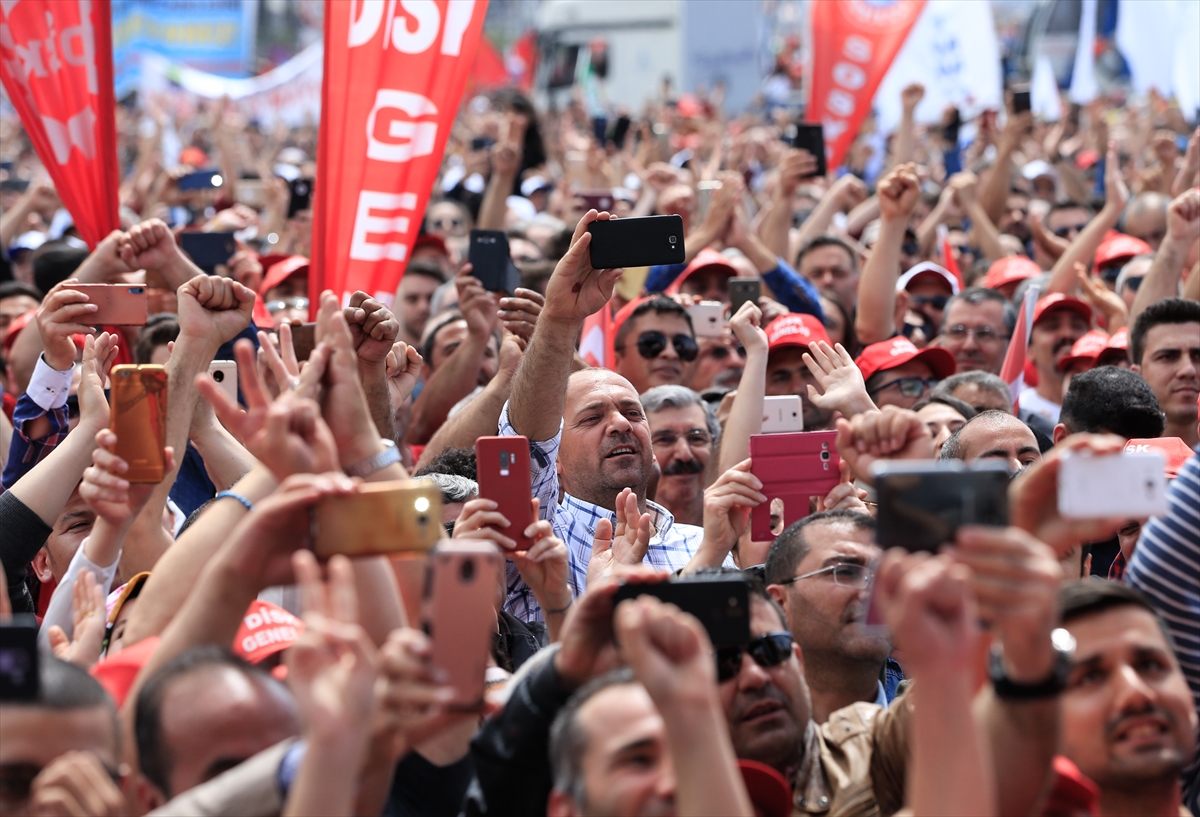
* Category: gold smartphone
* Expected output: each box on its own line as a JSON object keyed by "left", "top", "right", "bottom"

{"left": 109, "top": 365, "right": 168, "bottom": 483}
{"left": 311, "top": 480, "right": 443, "bottom": 559}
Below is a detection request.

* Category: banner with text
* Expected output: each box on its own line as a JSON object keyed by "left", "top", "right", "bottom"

{"left": 0, "top": 0, "right": 119, "bottom": 248}
{"left": 807, "top": 0, "right": 925, "bottom": 169}
{"left": 313, "top": 0, "right": 488, "bottom": 306}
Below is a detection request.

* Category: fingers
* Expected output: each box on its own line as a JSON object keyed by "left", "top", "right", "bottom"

{"left": 591, "top": 516, "right": 614, "bottom": 559}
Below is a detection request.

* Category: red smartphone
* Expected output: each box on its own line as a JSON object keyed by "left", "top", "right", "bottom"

{"left": 475, "top": 436, "right": 534, "bottom": 552}
{"left": 63, "top": 284, "right": 148, "bottom": 326}
{"left": 423, "top": 541, "right": 503, "bottom": 710}
{"left": 749, "top": 430, "right": 841, "bottom": 540}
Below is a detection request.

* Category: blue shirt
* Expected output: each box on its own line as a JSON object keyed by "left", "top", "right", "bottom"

{"left": 645, "top": 257, "right": 824, "bottom": 321}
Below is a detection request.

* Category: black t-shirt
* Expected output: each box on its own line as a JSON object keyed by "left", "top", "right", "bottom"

{"left": 385, "top": 751, "right": 474, "bottom": 817}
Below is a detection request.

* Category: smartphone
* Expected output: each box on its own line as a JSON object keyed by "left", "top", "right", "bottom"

{"left": 475, "top": 436, "right": 535, "bottom": 552}
{"left": 287, "top": 177, "right": 313, "bottom": 218}
{"left": 791, "top": 123, "right": 827, "bottom": 178}
{"left": 110, "top": 365, "right": 168, "bottom": 483}
{"left": 696, "top": 180, "right": 721, "bottom": 221}
{"left": 1058, "top": 451, "right": 1167, "bottom": 519}
{"left": 178, "top": 168, "right": 224, "bottom": 191}
{"left": 1011, "top": 85, "right": 1032, "bottom": 114}
{"left": 687, "top": 301, "right": 725, "bottom": 338}
{"left": 874, "top": 460, "right": 1009, "bottom": 552}
{"left": 728, "top": 278, "right": 761, "bottom": 315}
{"left": 468, "top": 230, "right": 520, "bottom": 294}
{"left": 588, "top": 215, "right": 686, "bottom": 269}
{"left": 312, "top": 480, "right": 443, "bottom": 559}
{"left": 289, "top": 322, "right": 317, "bottom": 361}
{"left": 63, "top": 284, "right": 147, "bottom": 326}
{"left": 613, "top": 575, "right": 750, "bottom": 647}
{"left": 0, "top": 616, "right": 39, "bottom": 702}
{"left": 576, "top": 190, "right": 615, "bottom": 212}
{"left": 749, "top": 430, "right": 839, "bottom": 540}
{"left": 611, "top": 115, "right": 632, "bottom": 150}
{"left": 208, "top": 360, "right": 237, "bottom": 404}
{"left": 470, "top": 135, "right": 495, "bottom": 152}
{"left": 423, "top": 540, "right": 504, "bottom": 710}
{"left": 179, "top": 231, "right": 237, "bottom": 272}
{"left": 761, "top": 395, "right": 802, "bottom": 434}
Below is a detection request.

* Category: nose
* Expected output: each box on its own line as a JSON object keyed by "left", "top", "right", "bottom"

{"left": 658, "top": 341, "right": 679, "bottom": 361}
{"left": 737, "top": 651, "right": 770, "bottom": 690}
{"left": 1111, "top": 662, "right": 1157, "bottom": 714}
{"left": 609, "top": 410, "right": 633, "bottom": 435}
{"left": 654, "top": 758, "right": 677, "bottom": 801}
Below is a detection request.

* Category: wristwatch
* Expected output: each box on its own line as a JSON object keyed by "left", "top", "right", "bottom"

{"left": 989, "top": 628, "right": 1075, "bottom": 700}
{"left": 344, "top": 439, "right": 401, "bottom": 478}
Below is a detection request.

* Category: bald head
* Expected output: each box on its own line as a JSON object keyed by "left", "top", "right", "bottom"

{"left": 940, "top": 410, "right": 1041, "bottom": 474}
{"left": 1123, "top": 192, "right": 1169, "bottom": 250}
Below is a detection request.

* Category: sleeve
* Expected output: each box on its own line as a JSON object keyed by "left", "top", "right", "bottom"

{"left": 0, "top": 489, "right": 51, "bottom": 614}
{"left": 644, "top": 262, "right": 688, "bottom": 294}
{"left": 1, "top": 392, "right": 70, "bottom": 490}
{"left": 868, "top": 686, "right": 912, "bottom": 817}
{"left": 761, "top": 258, "right": 826, "bottom": 321}
{"left": 25, "top": 355, "right": 74, "bottom": 412}
{"left": 37, "top": 537, "right": 121, "bottom": 650}
{"left": 497, "top": 400, "right": 563, "bottom": 525}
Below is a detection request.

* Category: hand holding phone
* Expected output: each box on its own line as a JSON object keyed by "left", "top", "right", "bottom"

{"left": 468, "top": 230, "right": 521, "bottom": 294}
{"left": 791, "top": 124, "right": 827, "bottom": 178}
{"left": 613, "top": 575, "right": 750, "bottom": 647}
{"left": 728, "top": 278, "right": 761, "bottom": 315}
{"left": 1057, "top": 451, "right": 1167, "bottom": 519}
{"left": 63, "top": 284, "right": 148, "bottom": 326}
{"left": 311, "top": 480, "right": 443, "bottom": 559}
{"left": 749, "top": 430, "right": 840, "bottom": 539}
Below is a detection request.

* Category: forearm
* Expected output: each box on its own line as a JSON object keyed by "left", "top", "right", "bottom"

{"left": 7, "top": 322, "right": 46, "bottom": 396}
{"left": 0, "top": 196, "right": 36, "bottom": 249}
{"left": 1055, "top": 158, "right": 1090, "bottom": 203}
{"left": 1046, "top": 204, "right": 1121, "bottom": 294}
{"left": 415, "top": 373, "right": 512, "bottom": 471}
{"left": 82, "top": 516, "right": 134, "bottom": 574}
{"left": 974, "top": 687, "right": 1058, "bottom": 817}
{"left": 509, "top": 321, "right": 578, "bottom": 442}
{"left": 684, "top": 223, "right": 721, "bottom": 263}
{"left": 1131, "top": 236, "right": 1187, "bottom": 320}
{"left": 915, "top": 202, "right": 949, "bottom": 258}
{"left": 8, "top": 427, "right": 99, "bottom": 526}
{"left": 891, "top": 112, "right": 917, "bottom": 170}
{"left": 966, "top": 201, "right": 1005, "bottom": 263}
{"left": 283, "top": 737, "right": 368, "bottom": 817}
{"left": 1183, "top": 262, "right": 1199, "bottom": 302}
{"left": 855, "top": 219, "right": 906, "bottom": 343}
{"left": 912, "top": 675, "right": 994, "bottom": 817}
{"left": 717, "top": 352, "right": 766, "bottom": 475}
{"left": 661, "top": 699, "right": 753, "bottom": 817}
{"left": 478, "top": 171, "right": 517, "bottom": 231}
{"left": 406, "top": 337, "right": 489, "bottom": 444}
{"left": 190, "top": 403, "right": 254, "bottom": 492}
{"left": 758, "top": 198, "right": 793, "bottom": 261}
{"left": 358, "top": 362, "right": 398, "bottom": 444}
{"left": 979, "top": 148, "right": 1014, "bottom": 226}
{"left": 844, "top": 196, "right": 880, "bottom": 239}
{"left": 739, "top": 233, "right": 781, "bottom": 277}
{"left": 794, "top": 191, "right": 843, "bottom": 250}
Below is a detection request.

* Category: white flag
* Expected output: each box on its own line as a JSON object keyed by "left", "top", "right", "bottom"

{"left": 1069, "top": 0, "right": 1099, "bottom": 104}
{"left": 1031, "top": 55, "right": 1062, "bottom": 122}
{"left": 1116, "top": 0, "right": 1177, "bottom": 96}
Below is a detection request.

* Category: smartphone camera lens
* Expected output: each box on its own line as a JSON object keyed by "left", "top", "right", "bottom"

{"left": 820, "top": 451, "right": 831, "bottom": 461}
{"left": 459, "top": 558, "right": 475, "bottom": 583}
{"left": 212, "top": 370, "right": 224, "bottom": 383}
{"left": 669, "top": 235, "right": 677, "bottom": 245}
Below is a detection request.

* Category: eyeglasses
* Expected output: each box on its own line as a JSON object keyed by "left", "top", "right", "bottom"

{"left": 868, "top": 376, "right": 937, "bottom": 398}
{"left": 911, "top": 294, "right": 949, "bottom": 310}
{"left": 776, "top": 562, "right": 874, "bottom": 589}
{"left": 715, "top": 632, "right": 794, "bottom": 682}
{"left": 265, "top": 297, "right": 309, "bottom": 314}
{"left": 942, "top": 325, "right": 1010, "bottom": 344}
{"left": 1052, "top": 224, "right": 1088, "bottom": 238}
{"left": 705, "top": 344, "right": 746, "bottom": 362}
{"left": 618, "top": 331, "right": 699, "bottom": 362}
{"left": 651, "top": 429, "right": 713, "bottom": 448}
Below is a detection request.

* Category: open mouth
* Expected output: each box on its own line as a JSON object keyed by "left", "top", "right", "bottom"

{"left": 1111, "top": 716, "right": 1170, "bottom": 746}
{"left": 606, "top": 445, "right": 638, "bottom": 459}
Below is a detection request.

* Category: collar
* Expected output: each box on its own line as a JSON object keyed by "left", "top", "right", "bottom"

{"left": 792, "top": 720, "right": 833, "bottom": 813}
{"left": 561, "top": 493, "right": 677, "bottom": 539}
{"left": 872, "top": 680, "right": 888, "bottom": 709}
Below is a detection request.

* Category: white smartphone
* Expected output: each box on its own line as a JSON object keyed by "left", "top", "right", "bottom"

{"left": 761, "top": 395, "right": 803, "bottom": 434}
{"left": 208, "top": 360, "right": 238, "bottom": 404}
{"left": 1058, "top": 451, "right": 1168, "bottom": 519}
{"left": 687, "top": 301, "right": 725, "bottom": 338}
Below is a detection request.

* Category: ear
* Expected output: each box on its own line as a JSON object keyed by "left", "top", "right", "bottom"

{"left": 1052, "top": 423, "right": 1069, "bottom": 445}
{"left": 547, "top": 790, "right": 580, "bottom": 817}
{"left": 766, "top": 582, "right": 789, "bottom": 610}
{"left": 31, "top": 549, "right": 53, "bottom": 583}
{"left": 130, "top": 772, "right": 166, "bottom": 814}
{"left": 1130, "top": 363, "right": 1141, "bottom": 375}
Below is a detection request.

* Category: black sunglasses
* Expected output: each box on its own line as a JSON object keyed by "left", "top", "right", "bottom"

{"left": 910, "top": 294, "right": 949, "bottom": 310}
{"left": 706, "top": 344, "right": 746, "bottom": 361}
{"left": 620, "top": 331, "right": 699, "bottom": 362}
{"left": 716, "top": 632, "right": 794, "bottom": 682}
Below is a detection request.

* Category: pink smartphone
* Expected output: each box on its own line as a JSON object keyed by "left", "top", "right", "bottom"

{"left": 63, "top": 284, "right": 148, "bottom": 326}
{"left": 475, "top": 436, "right": 534, "bottom": 552}
{"left": 749, "top": 430, "right": 841, "bottom": 540}
{"left": 423, "top": 541, "right": 503, "bottom": 710}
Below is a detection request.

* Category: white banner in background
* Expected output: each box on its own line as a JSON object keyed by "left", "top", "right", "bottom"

{"left": 1069, "top": 0, "right": 1098, "bottom": 104}
{"left": 1031, "top": 55, "right": 1062, "bottom": 122}
{"left": 1170, "top": 0, "right": 1199, "bottom": 118}
{"left": 139, "top": 43, "right": 323, "bottom": 127}
{"left": 874, "top": 0, "right": 1003, "bottom": 134}
{"left": 1116, "top": 0, "right": 1200, "bottom": 116}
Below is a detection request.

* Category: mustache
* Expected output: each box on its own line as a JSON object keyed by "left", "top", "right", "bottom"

{"left": 732, "top": 688, "right": 791, "bottom": 722}
{"left": 662, "top": 458, "right": 704, "bottom": 476}
{"left": 1105, "top": 704, "right": 1178, "bottom": 742}
{"left": 1053, "top": 337, "right": 1075, "bottom": 355}
{"left": 599, "top": 434, "right": 642, "bottom": 457}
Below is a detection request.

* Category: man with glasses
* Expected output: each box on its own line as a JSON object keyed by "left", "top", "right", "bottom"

{"left": 640, "top": 385, "right": 718, "bottom": 527}
{"left": 855, "top": 336, "right": 956, "bottom": 410}
{"left": 938, "top": 287, "right": 1016, "bottom": 375}
{"left": 612, "top": 296, "right": 698, "bottom": 396}
{"left": 687, "top": 332, "right": 746, "bottom": 392}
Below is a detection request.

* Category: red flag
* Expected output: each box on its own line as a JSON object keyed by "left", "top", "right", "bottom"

{"left": 579, "top": 302, "right": 615, "bottom": 369}
{"left": 938, "top": 224, "right": 965, "bottom": 291}
{"left": 1000, "top": 285, "right": 1040, "bottom": 410}
{"left": 313, "top": 0, "right": 489, "bottom": 307}
{"left": 0, "top": 0, "right": 118, "bottom": 248}
{"left": 470, "top": 34, "right": 509, "bottom": 92}
{"left": 808, "top": 0, "right": 925, "bottom": 169}
{"left": 508, "top": 31, "right": 538, "bottom": 93}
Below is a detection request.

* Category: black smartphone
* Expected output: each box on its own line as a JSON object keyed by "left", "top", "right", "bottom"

{"left": 874, "top": 461, "right": 1010, "bottom": 552}
{"left": 611, "top": 115, "right": 632, "bottom": 149}
{"left": 178, "top": 168, "right": 224, "bottom": 191}
{"left": 728, "top": 278, "right": 761, "bottom": 315}
{"left": 288, "top": 178, "right": 313, "bottom": 218}
{"left": 588, "top": 215, "right": 686, "bottom": 269}
{"left": 0, "top": 616, "right": 39, "bottom": 702}
{"left": 179, "top": 231, "right": 237, "bottom": 272}
{"left": 791, "top": 123, "right": 827, "bottom": 178}
{"left": 470, "top": 135, "right": 495, "bottom": 152}
{"left": 468, "top": 230, "right": 520, "bottom": 294}
{"left": 1011, "top": 85, "right": 1032, "bottom": 115}
{"left": 613, "top": 575, "right": 750, "bottom": 647}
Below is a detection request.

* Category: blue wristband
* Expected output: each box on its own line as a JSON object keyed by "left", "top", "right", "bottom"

{"left": 215, "top": 490, "right": 254, "bottom": 511}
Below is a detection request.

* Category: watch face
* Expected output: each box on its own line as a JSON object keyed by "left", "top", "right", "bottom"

{"left": 1051, "top": 627, "right": 1076, "bottom": 655}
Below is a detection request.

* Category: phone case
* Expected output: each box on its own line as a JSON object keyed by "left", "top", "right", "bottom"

{"left": 288, "top": 323, "right": 317, "bottom": 362}
{"left": 312, "top": 480, "right": 443, "bottom": 559}
{"left": 874, "top": 461, "right": 1009, "bottom": 552}
{"left": 687, "top": 301, "right": 725, "bottom": 338}
{"left": 613, "top": 577, "right": 750, "bottom": 647}
{"left": 576, "top": 190, "right": 615, "bottom": 212}
{"left": 749, "top": 430, "right": 840, "bottom": 540}
{"left": 728, "top": 278, "right": 761, "bottom": 315}
{"left": 110, "top": 365, "right": 168, "bottom": 483}
{"left": 792, "top": 124, "right": 827, "bottom": 178}
{"left": 761, "top": 396, "right": 803, "bottom": 434}
{"left": 208, "top": 361, "right": 238, "bottom": 404}
{"left": 423, "top": 541, "right": 503, "bottom": 710}
{"left": 1058, "top": 452, "right": 1167, "bottom": 519}
{"left": 468, "top": 230, "right": 520, "bottom": 294}
{"left": 475, "top": 436, "right": 535, "bottom": 552}
{"left": 588, "top": 215, "right": 686, "bottom": 269}
{"left": 65, "top": 284, "right": 148, "bottom": 326}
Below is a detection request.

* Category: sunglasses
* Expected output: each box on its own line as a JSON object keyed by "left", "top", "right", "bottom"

{"left": 869, "top": 376, "right": 937, "bottom": 399}
{"left": 910, "top": 294, "right": 949, "bottom": 310}
{"left": 705, "top": 344, "right": 746, "bottom": 362}
{"left": 716, "top": 632, "right": 794, "bottom": 682}
{"left": 1124, "top": 275, "right": 1143, "bottom": 292}
{"left": 265, "top": 297, "right": 309, "bottom": 314}
{"left": 619, "top": 331, "right": 699, "bottom": 362}
{"left": 900, "top": 242, "right": 920, "bottom": 256}
{"left": 1052, "top": 224, "right": 1088, "bottom": 238}
{"left": 431, "top": 217, "right": 465, "bottom": 231}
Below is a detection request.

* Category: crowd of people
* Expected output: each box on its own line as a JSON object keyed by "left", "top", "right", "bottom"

{"left": 1, "top": 69, "right": 1198, "bottom": 817}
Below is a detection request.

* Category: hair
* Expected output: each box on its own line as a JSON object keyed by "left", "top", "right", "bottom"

{"left": 402, "top": 258, "right": 447, "bottom": 283}
{"left": 941, "top": 287, "right": 1017, "bottom": 335}
{"left": 31, "top": 242, "right": 88, "bottom": 294}
{"left": 420, "top": 309, "right": 465, "bottom": 364}
{"left": 912, "top": 393, "right": 977, "bottom": 421}
{"left": 938, "top": 409, "right": 1017, "bottom": 460}
{"left": 1046, "top": 200, "right": 1095, "bottom": 221}
{"left": 764, "top": 510, "right": 877, "bottom": 586}
{"left": 819, "top": 291, "right": 859, "bottom": 357}
{"left": 429, "top": 278, "right": 459, "bottom": 315}
{"left": 3, "top": 656, "right": 120, "bottom": 753}
{"left": 178, "top": 499, "right": 214, "bottom": 537}
{"left": 932, "top": 371, "right": 1012, "bottom": 409}
{"left": 638, "top": 384, "right": 721, "bottom": 443}
{"left": 1130, "top": 297, "right": 1200, "bottom": 365}
{"left": 415, "top": 472, "right": 478, "bottom": 505}
{"left": 135, "top": 315, "right": 180, "bottom": 364}
{"left": 613, "top": 296, "right": 692, "bottom": 351}
{"left": 0, "top": 280, "right": 42, "bottom": 303}
{"left": 1059, "top": 580, "right": 1176, "bottom": 654}
{"left": 796, "top": 234, "right": 858, "bottom": 274}
{"left": 424, "top": 197, "right": 472, "bottom": 227}
{"left": 413, "top": 447, "right": 478, "bottom": 481}
{"left": 549, "top": 668, "right": 637, "bottom": 805}
{"left": 1059, "top": 367, "right": 1164, "bottom": 438}
{"left": 134, "top": 646, "right": 286, "bottom": 798}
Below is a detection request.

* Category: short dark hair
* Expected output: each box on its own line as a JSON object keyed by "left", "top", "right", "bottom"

{"left": 1059, "top": 580, "right": 1176, "bottom": 654}
{"left": 796, "top": 235, "right": 858, "bottom": 274}
{"left": 932, "top": 371, "right": 1012, "bottom": 411}
{"left": 550, "top": 668, "right": 637, "bottom": 804}
{"left": 912, "top": 393, "right": 977, "bottom": 421}
{"left": 413, "top": 447, "right": 478, "bottom": 481}
{"left": 3, "top": 656, "right": 119, "bottom": 754}
{"left": 134, "top": 646, "right": 285, "bottom": 798}
{"left": 420, "top": 309, "right": 464, "bottom": 364}
{"left": 1059, "top": 366, "right": 1164, "bottom": 438}
{"left": 1130, "top": 297, "right": 1200, "bottom": 365}
{"left": 941, "top": 287, "right": 1017, "bottom": 335}
{"left": 1046, "top": 200, "right": 1095, "bottom": 222}
{"left": 403, "top": 258, "right": 446, "bottom": 283}
{"left": 135, "top": 315, "right": 179, "bottom": 364}
{"left": 614, "top": 296, "right": 692, "bottom": 351}
{"left": 31, "top": 242, "right": 88, "bottom": 294}
{"left": 764, "top": 510, "right": 876, "bottom": 586}
{"left": 0, "top": 280, "right": 42, "bottom": 303}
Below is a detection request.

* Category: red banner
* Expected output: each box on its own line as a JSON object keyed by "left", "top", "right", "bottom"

{"left": 313, "top": 0, "right": 489, "bottom": 306}
{"left": 807, "top": 0, "right": 925, "bottom": 170}
{"left": 0, "top": 0, "right": 119, "bottom": 249}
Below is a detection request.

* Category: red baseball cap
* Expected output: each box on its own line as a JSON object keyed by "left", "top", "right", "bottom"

{"left": 665, "top": 248, "right": 738, "bottom": 295}
{"left": 1124, "top": 437, "right": 1195, "bottom": 479}
{"left": 413, "top": 233, "right": 450, "bottom": 260}
{"left": 90, "top": 636, "right": 160, "bottom": 708}
{"left": 766, "top": 313, "right": 830, "bottom": 352}
{"left": 1095, "top": 233, "right": 1151, "bottom": 269}
{"left": 1033, "top": 292, "right": 1092, "bottom": 326}
{"left": 896, "top": 261, "right": 960, "bottom": 295}
{"left": 1096, "top": 327, "right": 1130, "bottom": 366}
{"left": 259, "top": 255, "right": 310, "bottom": 296}
{"left": 233, "top": 600, "right": 304, "bottom": 665}
{"left": 1060, "top": 329, "right": 1111, "bottom": 370}
{"left": 983, "top": 256, "right": 1041, "bottom": 291}
{"left": 854, "top": 336, "right": 956, "bottom": 382}
{"left": 738, "top": 760, "right": 792, "bottom": 817}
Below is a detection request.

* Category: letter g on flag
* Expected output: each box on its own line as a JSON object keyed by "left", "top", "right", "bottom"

{"left": 366, "top": 89, "right": 439, "bottom": 163}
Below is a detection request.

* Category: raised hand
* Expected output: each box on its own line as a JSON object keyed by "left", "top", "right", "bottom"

{"left": 818, "top": 459, "right": 870, "bottom": 512}
{"left": 1103, "top": 140, "right": 1129, "bottom": 214}
{"left": 506, "top": 505, "right": 572, "bottom": 618}
{"left": 27, "top": 751, "right": 126, "bottom": 817}
{"left": 541, "top": 210, "right": 624, "bottom": 325}
{"left": 585, "top": 496, "right": 653, "bottom": 591}
{"left": 75, "top": 332, "right": 120, "bottom": 435}
{"left": 373, "top": 627, "right": 459, "bottom": 762}
{"left": 901, "top": 82, "right": 926, "bottom": 115}
{"left": 1165, "top": 187, "right": 1200, "bottom": 246}
{"left": 803, "top": 340, "right": 877, "bottom": 417}
{"left": 727, "top": 299, "right": 768, "bottom": 357}
{"left": 497, "top": 287, "right": 545, "bottom": 343}
{"left": 778, "top": 149, "right": 819, "bottom": 197}
{"left": 614, "top": 594, "right": 717, "bottom": 704}
{"left": 877, "top": 163, "right": 921, "bottom": 222}
{"left": 1074, "top": 263, "right": 1128, "bottom": 330}
{"left": 344, "top": 291, "right": 400, "bottom": 367}
{"left": 45, "top": 571, "right": 106, "bottom": 670}
{"left": 80, "top": 428, "right": 175, "bottom": 524}
{"left": 455, "top": 271, "right": 500, "bottom": 339}
{"left": 384, "top": 340, "right": 423, "bottom": 407}
{"left": 830, "top": 173, "right": 869, "bottom": 211}
{"left": 699, "top": 459, "right": 765, "bottom": 563}
{"left": 120, "top": 218, "right": 183, "bottom": 273}
{"left": 835, "top": 405, "right": 934, "bottom": 484}
{"left": 313, "top": 291, "right": 386, "bottom": 469}
{"left": 176, "top": 273, "right": 255, "bottom": 349}
{"left": 35, "top": 280, "right": 96, "bottom": 371}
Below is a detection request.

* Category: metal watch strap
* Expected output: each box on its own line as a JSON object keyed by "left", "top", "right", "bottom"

{"left": 344, "top": 439, "right": 400, "bottom": 478}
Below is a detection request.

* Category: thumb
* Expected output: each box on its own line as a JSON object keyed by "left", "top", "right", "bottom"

{"left": 47, "top": 626, "right": 70, "bottom": 657}
{"left": 591, "top": 517, "right": 614, "bottom": 560}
